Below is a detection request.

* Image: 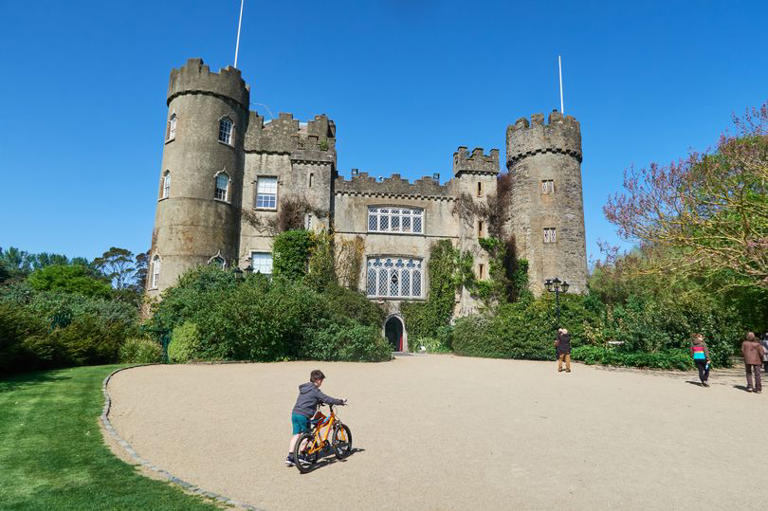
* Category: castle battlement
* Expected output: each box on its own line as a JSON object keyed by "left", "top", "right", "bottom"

{"left": 506, "top": 110, "right": 582, "bottom": 165}
{"left": 245, "top": 112, "right": 336, "bottom": 160}
{"left": 167, "top": 58, "right": 250, "bottom": 110}
{"left": 334, "top": 172, "right": 451, "bottom": 200}
{"left": 453, "top": 146, "right": 499, "bottom": 176}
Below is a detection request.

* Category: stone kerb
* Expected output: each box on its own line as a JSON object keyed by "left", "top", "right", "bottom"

{"left": 506, "top": 111, "right": 582, "bottom": 166}
{"left": 100, "top": 366, "right": 263, "bottom": 511}
{"left": 167, "top": 58, "right": 250, "bottom": 110}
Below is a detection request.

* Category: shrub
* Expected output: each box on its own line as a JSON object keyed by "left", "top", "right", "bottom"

{"left": 119, "top": 337, "right": 163, "bottom": 364}
{"left": 0, "top": 302, "right": 46, "bottom": 373}
{"left": 168, "top": 322, "right": 204, "bottom": 363}
{"left": 571, "top": 345, "right": 693, "bottom": 370}
{"left": 302, "top": 322, "right": 391, "bottom": 362}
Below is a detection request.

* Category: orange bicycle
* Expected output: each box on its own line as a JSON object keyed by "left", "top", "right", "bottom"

{"left": 293, "top": 403, "right": 352, "bottom": 473}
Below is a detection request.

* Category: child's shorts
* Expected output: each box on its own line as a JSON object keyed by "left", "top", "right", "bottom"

{"left": 291, "top": 413, "right": 309, "bottom": 434}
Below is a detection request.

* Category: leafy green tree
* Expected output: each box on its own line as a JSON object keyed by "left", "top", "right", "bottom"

{"left": 27, "top": 265, "right": 112, "bottom": 299}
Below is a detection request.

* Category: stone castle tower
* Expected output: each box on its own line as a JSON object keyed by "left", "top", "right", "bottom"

{"left": 147, "top": 59, "right": 588, "bottom": 347}
{"left": 505, "top": 111, "right": 588, "bottom": 295}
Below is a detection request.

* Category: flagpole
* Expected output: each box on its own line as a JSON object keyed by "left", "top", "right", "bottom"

{"left": 234, "top": 0, "right": 245, "bottom": 68}
{"left": 558, "top": 55, "right": 564, "bottom": 114}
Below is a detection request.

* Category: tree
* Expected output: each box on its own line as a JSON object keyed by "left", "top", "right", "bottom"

{"left": 26, "top": 264, "right": 113, "bottom": 299}
{"left": 93, "top": 247, "right": 136, "bottom": 289}
{"left": 604, "top": 101, "right": 768, "bottom": 287}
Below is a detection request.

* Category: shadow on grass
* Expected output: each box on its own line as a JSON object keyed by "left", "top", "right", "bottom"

{"left": 297, "top": 447, "right": 365, "bottom": 475}
{"left": 0, "top": 370, "right": 72, "bottom": 393}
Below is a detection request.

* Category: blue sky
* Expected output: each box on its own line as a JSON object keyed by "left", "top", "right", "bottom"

{"left": 1, "top": 0, "right": 766, "bottom": 264}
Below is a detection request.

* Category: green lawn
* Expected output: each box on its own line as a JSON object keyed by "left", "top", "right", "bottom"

{"left": 0, "top": 365, "right": 219, "bottom": 511}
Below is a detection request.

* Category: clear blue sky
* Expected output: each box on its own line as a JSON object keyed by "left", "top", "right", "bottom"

{"left": 1, "top": 0, "right": 766, "bottom": 264}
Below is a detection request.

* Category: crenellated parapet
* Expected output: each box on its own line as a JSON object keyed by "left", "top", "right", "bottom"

{"left": 245, "top": 112, "right": 336, "bottom": 163}
{"left": 506, "top": 110, "right": 581, "bottom": 166}
{"left": 167, "top": 58, "right": 250, "bottom": 110}
{"left": 334, "top": 172, "right": 452, "bottom": 200}
{"left": 453, "top": 147, "right": 499, "bottom": 176}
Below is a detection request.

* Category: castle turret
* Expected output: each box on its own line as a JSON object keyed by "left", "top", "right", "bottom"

{"left": 147, "top": 58, "right": 250, "bottom": 297}
{"left": 504, "top": 110, "right": 587, "bottom": 295}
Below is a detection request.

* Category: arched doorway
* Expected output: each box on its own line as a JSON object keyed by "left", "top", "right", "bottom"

{"left": 384, "top": 316, "right": 404, "bottom": 351}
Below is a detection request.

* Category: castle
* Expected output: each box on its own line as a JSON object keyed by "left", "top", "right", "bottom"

{"left": 147, "top": 58, "right": 587, "bottom": 350}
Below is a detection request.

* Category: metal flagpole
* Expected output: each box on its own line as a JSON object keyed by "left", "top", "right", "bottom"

{"left": 234, "top": 0, "right": 245, "bottom": 68}
{"left": 558, "top": 55, "right": 564, "bottom": 114}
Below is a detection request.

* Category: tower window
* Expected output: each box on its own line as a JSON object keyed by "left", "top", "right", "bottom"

{"left": 166, "top": 113, "right": 177, "bottom": 141}
{"left": 477, "top": 182, "right": 483, "bottom": 197}
{"left": 209, "top": 255, "right": 226, "bottom": 268}
{"left": 251, "top": 252, "right": 273, "bottom": 275}
{"left": 541, "top": 180, "right": 555, "bottom": 194}
{"left": 479, "top": 264, "right": 485, "bottom": 279}
{"left": 150, "top": 255, "right": 161, "bottom": 289}
{"left": 218, "top": 117, "right": 233, "bottom": 144}
{"left": 160, "top": 171, "right": 171, "bottom": 199}
{"left": 478, "top": 221, "right": 483, "bottom": 238}
{"left": 256, "top": 176, "right": 278, "bottom": 209}
{"left": 215, "top": 172, "right": 230, "bottom": 201}
{"left": 544, "top": 227, "right": 557, "bottom": 244}
{"left": 309, "top": 173, "right": 314, "bottom": 188}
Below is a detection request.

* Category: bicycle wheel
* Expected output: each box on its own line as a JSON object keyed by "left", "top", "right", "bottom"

{"left": 293, "top": 432, "right": 317, "bottom": 474}
{"left": 331, "top": 424, "right": 352, "bottom": 459}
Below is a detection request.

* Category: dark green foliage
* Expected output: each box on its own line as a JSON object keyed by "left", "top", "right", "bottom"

{"left": 301, "top": 323, "right": 391, "bottom": 362}
{"left": 168, "top": 322, "right": 204, "bottom": 363}
{"left": 0, "top": 303, "right": 47, "bottom": 374}
{"left": 118, "top": 337, "right": 163, "bottom": 364}
{"left": 572, "top": 345, "right": 693, "bottom": 370}
{"left": 401, "top": 240, "right": 463, "bottom": 342}
{"left": 149, "top": 266, "right": 388, "bottom": 362}
{"left": 273, "top": 229, "right": 313, "bottom": 280}
{"left": 306, "top": 232, "right": 336, "bottom": 292}
{"left": 27, "top": 264, "right": 112, "bottom": 299}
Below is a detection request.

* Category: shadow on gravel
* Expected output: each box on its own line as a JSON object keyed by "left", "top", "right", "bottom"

{"left": 685, "top": 381, "right": 705, "bottom": 387}
{"left": 732, "top": 385, "right": 753, "bottom": 392}
{"left": 299, "top": 448, "right": 365, "bottom": 475}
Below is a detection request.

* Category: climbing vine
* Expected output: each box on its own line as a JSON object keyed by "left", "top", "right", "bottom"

{"left": 335, "top": 235, "right": 364, "bottom": 290}
{"left": 242, "top": 195, "right": 328, "bottom": 235}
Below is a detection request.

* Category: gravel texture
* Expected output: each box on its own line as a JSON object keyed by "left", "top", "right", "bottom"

{"left": 106, "top": 356, "right": 767, "bottom": 510}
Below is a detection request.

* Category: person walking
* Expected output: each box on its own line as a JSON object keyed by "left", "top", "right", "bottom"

{"left": 690, "top": 333, "right": 711, "bottom": 387}
{"left": 555, "top": 328, "right": 572, "bottom": 373}
{"left": 761, "top": 334, "right": 768, "bottom": 374}
{"left": 741, "top": 332, "right": 765, "bottom": 393}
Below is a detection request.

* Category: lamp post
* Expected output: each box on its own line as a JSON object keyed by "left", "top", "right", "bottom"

{"left": 544, "top": 278, "right": 570, "bottom": 328}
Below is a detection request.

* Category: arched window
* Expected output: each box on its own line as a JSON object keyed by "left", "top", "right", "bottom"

{"left": 166, "top": 113, "right": 177, "bottom": 140}
{"left": 160, "top": 170, "right": 170, "bottom": 199}
{"left": 215, "top": 172, "right": 230, "bottom": 201}
{"left": 209, "top": 255, "right": 226, "bottom": 268}
{"left": 150, "top": 255, "right": 161, "bottom": 289}
{"left": 218, "top": 117, "right": 233, "bottom": 144}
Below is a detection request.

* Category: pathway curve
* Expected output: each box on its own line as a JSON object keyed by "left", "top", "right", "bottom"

{"left": 106, "top": 356, "right": 768, "bottom": 510}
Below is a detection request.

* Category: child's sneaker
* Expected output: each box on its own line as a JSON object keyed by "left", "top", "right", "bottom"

{"left": 284, "top": 454, "right": 295, "bottom": 466}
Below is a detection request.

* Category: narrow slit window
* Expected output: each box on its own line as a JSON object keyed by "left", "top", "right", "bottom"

{"left": 308, "top": 173, "right": 314, "bottom": 188}
{"left": 160, "top": 171, "right": 171, "bottom": 199}
{"left": 479, "top": 264, "right": 485, "bottom": 279}
{"left": 151, "top": 255, "right": 161, "bottom": 289}
{"left": 477, "top": 182, "right": 482, "bottom": 197}
{"left": 167, "top": 113, "right": 177, "bottom": 140}
{"left": 478, "top": 221, "right": 483, "bottom": 238}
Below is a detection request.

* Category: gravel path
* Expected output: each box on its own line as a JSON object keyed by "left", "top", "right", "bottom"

{"left": 106, "top": 356, "right": 767, "bottom": 510}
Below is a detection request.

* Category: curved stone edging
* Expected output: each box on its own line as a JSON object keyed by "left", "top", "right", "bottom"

{"left": 100, "top": 365, "right": 263, "bottom": 511}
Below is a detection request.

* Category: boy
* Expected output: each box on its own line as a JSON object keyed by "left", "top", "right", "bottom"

{"left": 286, "top": 369, "right": 346, "bottom": 466}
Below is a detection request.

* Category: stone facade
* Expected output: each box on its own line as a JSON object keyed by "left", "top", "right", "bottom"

{"left": 147, "top": 59, "right": 588, "bottom": 349}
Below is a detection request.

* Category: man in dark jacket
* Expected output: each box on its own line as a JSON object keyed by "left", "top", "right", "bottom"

{"left": 742, "top": 332, "right": 766, "bottom": 393}
{"left": 555, "top": 328, "right": 572, "bottom": 373}
{"left": 286, "top": 369, "right": 346, "bottom": 466}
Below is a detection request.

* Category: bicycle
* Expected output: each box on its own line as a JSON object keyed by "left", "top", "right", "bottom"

{"left": 293, "top": 403, "right": 352, "bottom": 473}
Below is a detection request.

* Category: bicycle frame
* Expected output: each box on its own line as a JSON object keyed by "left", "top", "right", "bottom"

{"left": 305, "top": 406, "right": 339, "bottom": 455}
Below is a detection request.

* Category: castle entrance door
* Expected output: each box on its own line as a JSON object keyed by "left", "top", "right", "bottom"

{"left": 384, "top": 316, "right": 404, "bottom": 351}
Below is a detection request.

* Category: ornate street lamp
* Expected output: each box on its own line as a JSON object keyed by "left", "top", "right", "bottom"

{"left": 544, "top": 278, "right": 569, "bottom": 328}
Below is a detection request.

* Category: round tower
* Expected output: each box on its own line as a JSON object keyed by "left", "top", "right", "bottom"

{"left": 147, "top": 58, "right": 250, "bottom": 298}
{"left": 504, "top": 110, "right": 587, "bottom": 295}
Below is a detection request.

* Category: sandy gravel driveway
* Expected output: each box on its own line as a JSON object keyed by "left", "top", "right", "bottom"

{"left": 106, "top": 356, "right": 767, "bottom": 510}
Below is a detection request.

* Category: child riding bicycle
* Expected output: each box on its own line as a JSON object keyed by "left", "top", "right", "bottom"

{"left": 286, "top": 369, "right": 346, "bottom": 466}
